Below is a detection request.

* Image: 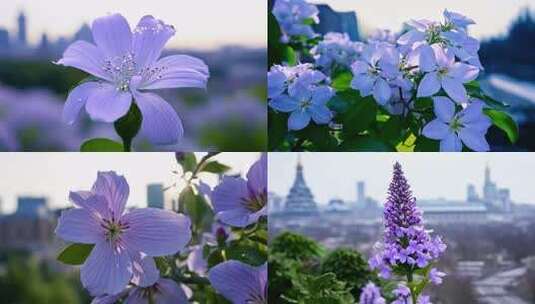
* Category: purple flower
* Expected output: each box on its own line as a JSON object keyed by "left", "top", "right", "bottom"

{"left": 429, "top": 268, "right": 446, "bottom": 285}
{"left": 272, "top": 0, "right": 319, "bottom": 42}
{"left": 55, "top": 171, "right": 191, "bottom": 296}
{"left": 57, "top": 14, "right": 209, "bottom": 145}
{"left": 444, "top": 10, "right": 475, "bottom": 29}
{"left": 92, "top": 278, "right": 190, "bottom": 304}
{"left": 422, "top": 97, "right": 491, "bottom": 152}
{"left": 268, "top": 64, "right": 334, "bottom": 130}
{"left": 212, "top": 153, "right": 267, "bottom": 227}
{"left": 312, "top": 32, "right": 364, "bottom": 70}
{"left": 370, "top": 163, "right": 446, "bottom": 280}
{"left": 187, "top": 245, "right": 208, "bottom": 276}
{"left": 359, "top": 282, "right": 386, "bottom": 304}
{"left": 208, "top": 260, "right": 267, "bottom": 304}
{"left": 351, "top": 44, "right": 400, "bottom": 105}
{"left": 417, "top": 44, "right": 478, "bottom": 103}
{"left": 418, "top": 295, "right": 432, "bottom": 304}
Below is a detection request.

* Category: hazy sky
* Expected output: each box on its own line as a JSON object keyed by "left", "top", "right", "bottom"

{"left": 1, "top": 0, "right": 266, "bottom": 50}
{"left": 269, "top": 153, "right": 535, "bottom": 205}
{"left": 310, "top": 0, "right": 535, "bottom": 39}
{"left": 0, "top": 152, "right": 261, "bottom": 214}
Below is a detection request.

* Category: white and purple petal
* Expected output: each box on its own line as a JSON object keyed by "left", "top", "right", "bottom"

{"left": 85, "top": 83, "right": 132, "bottom": 123}
{"left": 91, "top": 13, "right": 133, "bottom": 59}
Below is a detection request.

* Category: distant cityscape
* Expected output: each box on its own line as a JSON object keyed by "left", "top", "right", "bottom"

{"left": 269, "top": 157, "right": 530, "bottom": 224}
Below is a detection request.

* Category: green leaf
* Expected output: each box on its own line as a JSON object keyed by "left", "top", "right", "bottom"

{"left": 80, "top": 138, "right": 123, "bottom": 152}
{"left": 200, "top": 161, "right": 231, "bottom": 174}
{"left": 114, "top": 103, "right": 142, "bottom": 151}
{"left": 57, "top": 243, "right": 94, "bottom": 265}
{"left": 226, "top": 241, "right": 267, "bottom": 266}
{"left": 268, "top": 110, "right": 287, "bottom": 150}
{"left": 331, "top": 71, "right": 352, "bottom": 92}
{"left": 283, "top": 46, "right": 297, "bottom": 66}
{"left": 179, "top": 186, "right": 213, "bottom": 233}
{"left": 414, "top": 136, "right": 440, "bottom": 152}
{"left": 177, "top": 153, "right": 197, "bottom": 172}
{"left": 484, "top": 109, "right": 519, "bottom": 143}
{"left": 154, "top": 256, "right": 170, "bottom": 275}
{"left": 341, "top": 97, "right": 377, "bottom": 136}
{"left": 340, "top": 135, "right": 394, "bottom": 151}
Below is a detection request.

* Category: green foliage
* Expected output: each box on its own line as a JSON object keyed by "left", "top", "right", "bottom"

{"left": 269, "top": 233, "right": 383, "bottom": 304}
{"left": 179, "top": 185, "right": 214, "bottom": 236}
{"left": 200, "top": 161, "right": 231, "bottom": 174}
{"left": 176, "top": 152, "right": 198, "bottom": 173}
{"left": 80, "top": 138, "right": 124, "bottom": 152}
{"left": 57, "top": 243, "right": 94, "bottom": 265}
{"left": 484, "top": 109, "right": 519, "bottom": 143}
{"left": 321, "top": 248, "right": 378, "bottom": 299}
{"left": 114, "top": 102, "right": 143, "bottom": 151}
{"left": 0, "top": 256, "right": 85, "bottom": 304}
{"left": 270, "top": 231, "right": 324, "bottom": 260}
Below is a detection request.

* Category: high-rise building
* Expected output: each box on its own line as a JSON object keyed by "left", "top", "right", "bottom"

{"left": 17, "top": 11, "right": 27, "bottom": 46}
{"left": 15, "top": 197, "right": 48, "bottom": 217}
{"left": 314, "top": 4, "right": 359, "bottom": 41}
{"left": 467, "top": 184, "right": 479, "bottom": 202}
{"left": 284, "top": 156, "right": 318, "bottom": 214}
{"left": 0, "top": 28, "right": 9, "bottom": 51}
{"left": 147, "top": 184, "right": 165, "bottom": 209}
{"left": 356, "top": 181, "right": 365, "bottom": 206}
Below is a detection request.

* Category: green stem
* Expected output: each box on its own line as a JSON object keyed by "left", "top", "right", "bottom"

{"left": 123, "top": 138, "right": 132, "bottom": 152}
{"left": 188, "top": 152, "right": 220, "bottom": 182}
{"left": 407, "top": 271, "right": 418, "bottom": 304}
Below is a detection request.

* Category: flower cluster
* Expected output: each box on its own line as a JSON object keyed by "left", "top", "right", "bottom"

{"left": 312, "top": 32, "right": 364, "bottom": 71}
{"left": 268, "top": 64, "right": 334, "bottom": 130}
{"left": 359, "top": 282, "right": 386, "bottom": 304}
{"left": 57, "top": 13, "right": 209, "bottom": 146}
{"left": 349, "top": 10, "right": 492, "bottom": 151}
{"left": 55, "top": 171, "right": 192, "bottom": 298}
{"left": 272, "top": 0, "right": 319, "bottom": 42}
{"left": 369, "top": 163, "right": 446, "bottom": 303}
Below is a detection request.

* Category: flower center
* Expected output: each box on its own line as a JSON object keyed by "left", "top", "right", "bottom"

{"left": 245, "top": 292, "right": 267, "bottom": 304}
{"left": 299, "top": 99, "right": 312, "bottom": 109}
{"left": 437, "top": 67, "right": 449, "bottom": 77}
{"left": 103, "top": 53, "right": 137, "bottom": 92}
{"left": 101, "top": 218, "right": 129, "bottom": 242}
{"left": 242, "top": 192, "right": 267, "bottom": 213}
{"left": 450, "top": 116, "right": 463, "bottom": 132}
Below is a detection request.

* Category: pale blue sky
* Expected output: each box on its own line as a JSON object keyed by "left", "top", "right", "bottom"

{"left": 0, "top": 152, "right": 260, "bottom": 214}
{"left": 269, "top": 153, "right": 535, "bottom": 205}
{"left": 311, "top": 0, "right": 535, "bottom": 39}
{"left": 0, "top": 0, "right": 266, "bottom": 50}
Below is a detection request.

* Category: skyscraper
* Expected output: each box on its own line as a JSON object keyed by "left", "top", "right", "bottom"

{"left": 15, "top": 197, "right": 48, "bottom": 217}
{"left": 17, "top": 11, "right": 27, "bottom": 46}
{"left": 147, "top": 184, "right": 165, "bottom": 209}
{"left": 357, "top": 181, "right": 365, "bottom": 206}
{"left": 314, "top": 4, "right": 359, "bottom": 41}
{"left": 284, "top": 155, "right": 318, "bottom": 214}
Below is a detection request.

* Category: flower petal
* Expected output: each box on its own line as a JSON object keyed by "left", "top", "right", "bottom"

{"left": 55, "top": 208, "right": 104, "bottom": 244}
{"left": 130, "top": 252, "right": 159, "bottom": 287}
{"left": 63, "top": 82, "right": 100, "bottom": 124}
{"left": 373, "top": 78, "right": 392, "bottom": 105}
{"left": 133, "top": 91, "right": 183, "bottom": 145}
{"left": 288, "top": 110, "right": 311, "bottom": 131}
{"left": 351, "top": 60, "right": 369, "bottom": 74}
{"left": 309, "top": 104, "right": 332, "bottom": 124}
{"left": 208, "top": 261, "right": 266, "bottom": 304}
{"left": 246, "top": 153, "right": 267, "bottom": 195}
{"left": 140, "top": 55, "right": 209, "bottom": 90}
{"left": 311, "top": 86, "right": 334, "bottom": 105}
{"left": 432, "top": 96, "right": 456, "bottom": 122}
{"left": 448, "top": 62, "right": 479, "bottom": 82}
{"left": 442, "top": 77, "right": 468, "bottom": 103}
{"left": 440, "top": 132, "right": 462, "bottom": 152}
{"left": 56, "top": 41, "right": 111, "bottom": 81}
{"left": 212, "top": 176, "right": 252, "bottom": 227}
{"left": 418, "top": 45, "right": 437, "bottom": 73}
{"left": 417, "top": 72, "right": 440, "bottom": 97}
{"left": 132, "top": 15, "right": 175, "bottom": 69}
{"left": 91, "top": 13, "right": 132, "bottom": 59}
{"left": 153, "top": 279, "right": 190, "bottom": 303}
{"left": 122, "top": 208, "right": 191, "bottom": 256}
{"left": 91, "top": 171, "right": 129, "bottom": 217}
{"left": 85, "top": 83, "right": 132, "bottom": 123}
{"left": 459, "top": 128, "right": 490, "bottom": 151}
{"left": 69, "top": 191, "right": 111, "bottom": 219}
{"left": 422, "top": 119, "right": 450, "bottom": 140}
{"left": 81, "top": 241, "right": 132, "bottom": 296}
{"left": 269, "top": 95, "right": 299, "bottom": 112}
{"left": 351, "top": 74, "right": 374, "bottom": 96}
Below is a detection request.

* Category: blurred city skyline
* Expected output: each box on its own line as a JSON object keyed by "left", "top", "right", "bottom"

{"left": 310, "top": 0, "right": 535, "bottom": 39}
{"left": 268, "top": 153, "right": 535, "bottom": 206}
{"left": 0, "top": 0, "right": 266, "bottom": 50}
{"left": 0, "top": 152, "right": 260, "bottom": 213}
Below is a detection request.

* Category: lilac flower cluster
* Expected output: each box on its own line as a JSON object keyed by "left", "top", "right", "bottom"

{"left": 272, "top": 0, "right": 319, "bottom": 42}
{"left": 391, "top": 284, "right": 431, "bottom": 304}
{"left": 268, "top": 64, "right": 334, "bottom": 130}
{"left": 57, "top": 13, "right": 209, "bottom": 145}
{"left": 311, "top": 32, "right": 364, "bottom": 71}
{"left": 359, "top": 282, "right": 386, "bottom": 304}
{"left": 55, "top": 171, "right": 192, "bottom": 300}
{"left": 369, "top": 163, "right": 446, "bottom": 290}
{"left": 349, "top": 10, "right": 492, "bottom": 151}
